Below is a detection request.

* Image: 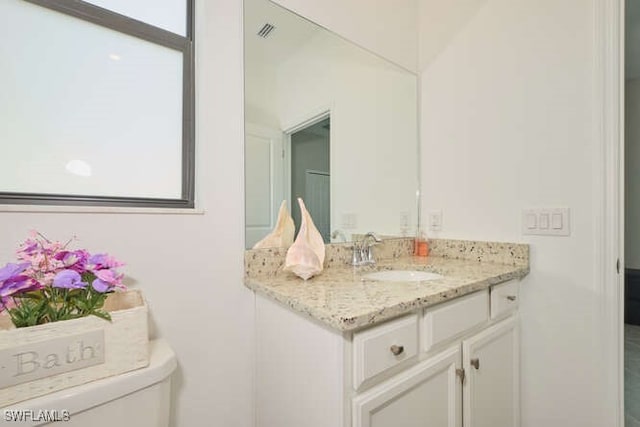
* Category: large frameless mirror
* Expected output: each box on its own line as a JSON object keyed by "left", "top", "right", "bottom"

{"left": 244, "top": 0, "right": 419, "bottom": 249}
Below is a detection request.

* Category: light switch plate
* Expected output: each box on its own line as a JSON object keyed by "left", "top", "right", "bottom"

{"left": 539, "top": 213, "right": 550, "bottom": 229}
{"left": 428, "top": 209, "right": 443, "bottom": 231}
{"left": 400, "top": 211, "right": 410, "bottom": 228}
{"left": 341, "top": 213, "right": 357, "bottom": 230}
{"left": 522, "top": 208, "right": 570, "bottom": 236}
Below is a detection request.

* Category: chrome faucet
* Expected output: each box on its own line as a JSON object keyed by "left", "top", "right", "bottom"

{"left": 352, "top": 232, "right": 382, "bottom": 266}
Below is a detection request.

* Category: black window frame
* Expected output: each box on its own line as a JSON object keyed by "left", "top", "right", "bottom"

{"left": 1, "top": 0, "right": 195, "bottom": 209}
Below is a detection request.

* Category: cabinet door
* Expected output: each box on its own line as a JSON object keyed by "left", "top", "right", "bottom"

{"left": 353, "top": 346, "right": 462, "bottom": 427}
{"left": 462, "top": 316, "right": 519, "bottom": 427}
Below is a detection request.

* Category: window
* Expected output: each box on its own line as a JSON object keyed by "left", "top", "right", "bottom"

{"left": 0, "top": 0, "right": 195, "bottom": 208}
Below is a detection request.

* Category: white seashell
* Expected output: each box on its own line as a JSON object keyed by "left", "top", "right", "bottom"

{"left": 253, "top": 200, "right": 295, "bottom": 249}
{"left": 283, "top": 198, "right": 326, "bottom": 280}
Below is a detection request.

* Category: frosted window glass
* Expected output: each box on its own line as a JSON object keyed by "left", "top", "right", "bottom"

{"left": 0, "top": 0, "right": 184, "bottom": 199}
{"left": 85, "top": 0, "right": 187, "bottom": 36}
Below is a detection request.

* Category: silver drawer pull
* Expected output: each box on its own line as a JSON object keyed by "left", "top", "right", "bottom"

{"left": 470, "top": 358, "right": 480, "bottom": 370}
{"left": 390, "top": 345, "right": 404, "bottom": 356}
{"left": 506, "top": 295, "right": 517, "bottom": 301}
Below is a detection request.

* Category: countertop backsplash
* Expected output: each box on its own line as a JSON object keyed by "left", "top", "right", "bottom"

{"left": 244, "top": 237, "right": 529, "bottom": 279}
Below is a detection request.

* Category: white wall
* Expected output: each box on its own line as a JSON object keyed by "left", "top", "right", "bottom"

{"left": 627, "top": 79, "right": 640, "bottom": 269}
{"left": 244, "top": 54, "right": 279, "bottom": 129}
{"left": 0, "top": 1, "right": 254, "bottom": 426}
{"left": 419, "top": 0, "right": 607, "bottom": 426}
{"left": 271, "top": 0, "right": 418, "bottom": 72}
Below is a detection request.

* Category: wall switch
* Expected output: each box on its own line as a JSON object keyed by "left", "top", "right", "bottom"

{"left": 341, "top": 213, "right": 357, "bottom": 230}
{"left": 522, "top": 208, "right": 570, "bottom": 236}
{"left": 400, "top": 211, "right": 410, "bottom": 228}
{"left": 539, "top": 213, "right": 550, "bottom": 229}
{"left": 400, "top": 211, "right": 410, "bottom": 235}
{"left": 525, "top": 213, "right": 537, "bottom": 229}
{"left": 428, "top": 209, "right": 443, "bottom": 231}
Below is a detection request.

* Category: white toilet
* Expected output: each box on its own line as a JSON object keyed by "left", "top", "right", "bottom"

{"left": 2, "top": 339, "right": 177, "bottom": 427}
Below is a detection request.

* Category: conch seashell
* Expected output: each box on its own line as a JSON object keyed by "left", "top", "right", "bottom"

{"left": 283, "top": 198, "right": 326, "bottom": 280}
{"left": 253, "top": 200, "right": 295, "bottom": 249}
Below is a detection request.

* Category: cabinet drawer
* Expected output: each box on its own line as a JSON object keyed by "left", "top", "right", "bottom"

{"left": 490, "top": 280, "right": 519, "bottom": 319}
{"left": 422, "top": 290, "right": 489, "bottom": 352}
{"left": 353, "top": 314, "right": 419, "bottom": 389}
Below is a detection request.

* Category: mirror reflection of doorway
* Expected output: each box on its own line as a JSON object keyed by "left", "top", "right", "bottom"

{"left": 289, "top": 117, "right": 330, "bottom": 242}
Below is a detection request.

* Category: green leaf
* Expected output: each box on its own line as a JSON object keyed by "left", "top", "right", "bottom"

{"left": 92, "top": 310, "right": 112, "bottom": 322}
{"left": 6, "top": 277, "right": 117, "bottom": 327}
{"left": 74, "top": 298, "right": 89, "bottom": 311}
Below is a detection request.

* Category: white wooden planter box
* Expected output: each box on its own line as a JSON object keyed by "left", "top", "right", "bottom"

{"left": 0, "top": 289, "right": 149, "bottom": 407}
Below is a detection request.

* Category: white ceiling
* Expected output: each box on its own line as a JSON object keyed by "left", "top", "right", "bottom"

{"left": 627, "top": 0, "right": 640, "bottom": 80}
{"left": 244, "top": 0, "right": 320, "bottom": 65}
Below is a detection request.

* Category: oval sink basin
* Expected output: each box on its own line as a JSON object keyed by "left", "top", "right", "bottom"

{"left": 362, "top": 270, "right": 444, "bottom": 282}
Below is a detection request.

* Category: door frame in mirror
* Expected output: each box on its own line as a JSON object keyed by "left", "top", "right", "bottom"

{"left": 283, "top": 107, "right": 333, "bottom": 238}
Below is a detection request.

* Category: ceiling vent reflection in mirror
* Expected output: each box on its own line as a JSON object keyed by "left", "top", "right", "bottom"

{"left": 257, "top": 23, "right": 276, "bottom": 38}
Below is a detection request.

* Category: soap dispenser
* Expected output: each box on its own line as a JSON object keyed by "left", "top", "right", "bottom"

{"left": 413, "top": 190, "right": 429, "bottom": 256}
{"left": 414, "top": 228, "right": 429, "bottom": 257}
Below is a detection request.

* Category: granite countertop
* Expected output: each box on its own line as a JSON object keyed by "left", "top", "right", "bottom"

{"left": 244, "top": 250, "right": 529, "bottom": 332}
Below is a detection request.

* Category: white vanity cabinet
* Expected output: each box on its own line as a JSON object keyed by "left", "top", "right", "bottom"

{"left": 254, "top": 280, "right": 520, "bottom": 427}
{"left": 352, "top": 345, "right": 462, "bottom": 427}
{"left": 462, "top": 316, "right": 519, "bottom": 427}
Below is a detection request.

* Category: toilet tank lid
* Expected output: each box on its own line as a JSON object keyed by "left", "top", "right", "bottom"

{"left": 3, "top": 339, "right": 177, "bottom": 419}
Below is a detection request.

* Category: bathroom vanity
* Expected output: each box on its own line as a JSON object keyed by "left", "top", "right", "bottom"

{"left": 243, "top": 2, "right": 528, "bottom": 425}
{"left": 245, "top": 238, "right": 528, "bottom": 427}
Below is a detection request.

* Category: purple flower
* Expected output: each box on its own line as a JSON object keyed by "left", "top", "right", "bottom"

{"left": 0, "top": 262, "right": 36, "bottom": 305}
{"left": 88, "top": 254, "right": 105, "bottom": 265}
{"left": 88, "top": 253, "right": 124, "bottom": 271}
{"left": 91, "top": 279, "right": 111, "bottom": 293}
{"left": 91, "top": 269, "right": 123, "bottom": 293}
{"left": 0, "top": 262, "right": 30, "bottom": 282}
{"left": 0, "top": 275, "right": 40, "bottom": 298}
{"left": 52, "top": 270, "right": 88, "bottom": 289}
{"left": 55, "top": 250, "right": 89, "bottom": 272}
